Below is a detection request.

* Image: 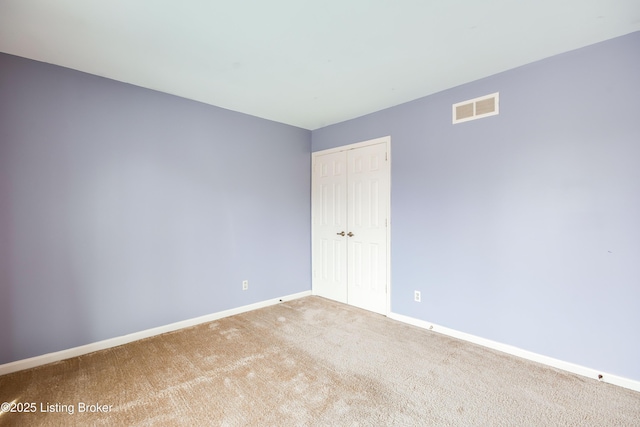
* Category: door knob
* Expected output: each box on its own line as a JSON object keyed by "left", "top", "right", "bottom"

{"left": 337, "top": 231, "right": 345, "bottom": 236}
{"left": 347, "top": 232, "right": 354, "bottom": 237}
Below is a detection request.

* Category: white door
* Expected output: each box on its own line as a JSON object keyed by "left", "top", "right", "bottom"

{"left": 312, "top": 138, "right": 390, "bottom": 315}
{"left": 346, "top": 143, "right": 389, "bottom": 314}
{"left": 312, "top": 150, "right": 348, "bottom": 303}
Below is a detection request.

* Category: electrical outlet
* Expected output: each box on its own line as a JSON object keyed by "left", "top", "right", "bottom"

{"left": 414, "top": 290, "right": 421, "bottom": 302}
{"left": 242, "top": 280, "right": 248, "bottom": 291}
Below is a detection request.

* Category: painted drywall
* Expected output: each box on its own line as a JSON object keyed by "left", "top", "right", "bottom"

{"left": 312, "top": 32, "right": 640, "bottom": 381}
{"left": 0, "top": 53, "right": 311, "bottom": 365}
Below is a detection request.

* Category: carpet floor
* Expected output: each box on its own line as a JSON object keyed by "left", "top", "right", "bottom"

{"left": 1, "top": 296, "right": 639, "bottom": 426}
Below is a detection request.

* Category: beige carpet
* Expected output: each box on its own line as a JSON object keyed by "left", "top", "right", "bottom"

{"left": 1, "top": 296, "right": 639, "bottom": 426}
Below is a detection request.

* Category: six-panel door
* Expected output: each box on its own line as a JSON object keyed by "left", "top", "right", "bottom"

{"left": 346, "top": 143, "right": 389, "bottom": 314}
{"left": 312, "top": 150, "right": 349, "bottom": 303}
{"left": 312, "top": 141, "right": 389, "bottom": 315}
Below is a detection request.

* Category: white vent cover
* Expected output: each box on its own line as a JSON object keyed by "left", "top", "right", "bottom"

{"left": 452, "top": 92, "right": 499, "bottom": 124}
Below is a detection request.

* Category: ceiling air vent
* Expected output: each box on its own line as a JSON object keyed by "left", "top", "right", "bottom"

{"left": 452, "top": 92, "right": 499, "bottom": 124}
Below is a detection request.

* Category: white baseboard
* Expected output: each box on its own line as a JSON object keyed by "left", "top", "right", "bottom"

{"left": 0, "top": 291, "right": 312, "bottom": 377}
{"left": 388, "top": 312, "right": 640, "bottom": 393}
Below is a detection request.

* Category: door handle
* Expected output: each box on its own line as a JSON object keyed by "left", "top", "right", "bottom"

{"left": 347, "top": 232, "right": 354, "bottom": 237}
{"left": 337, "top": 231, "right": 345, "bottom": 236}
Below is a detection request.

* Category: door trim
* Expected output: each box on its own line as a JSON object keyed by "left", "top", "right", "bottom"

{"left": 311, "top": 136, "right": 391, "bottom": 315}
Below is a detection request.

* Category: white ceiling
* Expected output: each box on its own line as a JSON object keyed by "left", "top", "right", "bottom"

{"left": 1, "top": 1, "right": 639, "bottom": 130}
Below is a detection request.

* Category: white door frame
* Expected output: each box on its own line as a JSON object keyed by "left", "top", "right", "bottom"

{"left": 311, "top": 136, "right": 391, "bottom": 315}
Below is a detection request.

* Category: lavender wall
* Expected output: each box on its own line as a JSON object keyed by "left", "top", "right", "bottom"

{"left": 0, "top": 53, "right": 311, "bottom": 364}
{"left": 312, "top": 32, "right": 640, "bottom": 381}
